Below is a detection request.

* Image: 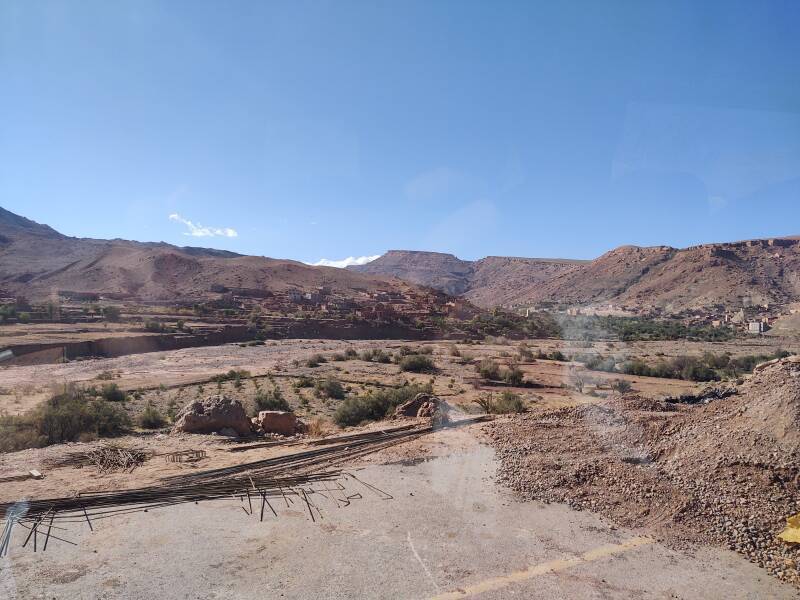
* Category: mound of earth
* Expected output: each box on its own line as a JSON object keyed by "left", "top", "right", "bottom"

{"left": 486, "top": 356, "right": 800, "bottom": 587}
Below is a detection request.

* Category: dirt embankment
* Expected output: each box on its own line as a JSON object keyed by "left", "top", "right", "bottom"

{"left": 485, "top": 356, "right": 800, "bottom": 588}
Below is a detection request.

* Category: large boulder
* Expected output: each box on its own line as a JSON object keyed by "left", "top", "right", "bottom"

{"left": 172, "top": 394, "right": 252, "bottom": 437}
{"left": 393, "top": 393, "right": 449, "bottom": 423}
{"left": 254, "top": 411, "right": 304, "bottom": 436}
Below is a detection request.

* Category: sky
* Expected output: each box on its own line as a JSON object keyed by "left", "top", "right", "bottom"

{"left": 1, "top": 1, "right": 799, "bottom": 265}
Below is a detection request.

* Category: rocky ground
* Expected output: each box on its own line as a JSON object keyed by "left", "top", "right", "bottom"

{"left": 485, "top": 356, "right": 800, "bottom": 588}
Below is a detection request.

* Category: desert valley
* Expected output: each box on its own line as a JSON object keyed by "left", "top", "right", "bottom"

{"left": 0, "top": 205, "right": 799, "bottom": 598}
{"left": 5, "top": 3, "right": 799, "bottom": 597}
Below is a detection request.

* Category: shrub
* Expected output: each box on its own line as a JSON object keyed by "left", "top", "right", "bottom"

{"left": 166, "top": 399, "right": 179, "bottom": 422}
{"left": 100, "top": 383, "right": 126, "bottom": 403}
{"left": 314, "top": 377, "right": 345, "bottom": 400}
{"left": 22, "top": 386, "right": 132, "bottom": 447}
{"left": 307, "top": 417, "right": 331, "bottom": 437}
{"left": 502, "top": 365, "right": 525, "bottom": 386}
{"left": 102, "top": 305, "right": 121, "bottom": 322}
{"left": 139, "top": 402, "right": 167, "bottom": 429}
{"left": 517, "top": 344, "right": 534, "bottom": 361}
{"left": 95, "top": 370, "right": 116, "bottom": 381}
{"left": 333, "top": 383, "right": 432, "bottom": 427}
{"left": 611, "top": 379, "right": 633, "bottom": 393}
{"left": 476, "top": 359, "right": 501, "bottom": 381}
{"left": 306, "top": 353, "right": 327, "bottom": 368}
{"left": 360, "top": 348, "right": 392, "bottom": 363}
{"left": 144, "top": 320, "right": 165, "bottom": 333}
{"left": 330, "top": 352, "right": 346, "bottom": 361}
{"left": 254, "top": 387, "right": 291, "bottom": 412}
{"left": 294, "top": 375, "right": 314, "bottom": 388}
{"left": 212, "top": 369, "right": 251, "bottom": 383}
{"left": 399, "top": 354, "right": 436, "bottom": 373}
{"left": 0, "top": 413, "right": 45, "bottom": 453}
{"left": 474, "top": 391, "right": 526, "bottom": 414}
{"left": 584, "top": 355, "right": 617, "bottom": 372}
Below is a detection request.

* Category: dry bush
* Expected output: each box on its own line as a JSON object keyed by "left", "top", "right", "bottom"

{"left": 476, "top": 359, "right": 500, "bottom": 381}
{"left": 307, "top": 417, "right": 332, "bottom": 438}
{"left": 1, "top": 385, "right": 131, "bottom": 452}
{"left": 399, "top": 354, "right": 437, "bottom": 373}
{"left": 139, "top": 402, "right": 167, "bottom": 429}
{"left": 314, "top": 377, "right": 345, "bottom": 399}
{"left": 474, "top": 391, "right": 527, "bottom": 414}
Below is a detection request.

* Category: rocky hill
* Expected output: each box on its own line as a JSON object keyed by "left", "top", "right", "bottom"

{"left": 0, "top": 207, "right": 412, "bottom": 302}
{"left": 354, "top": 239, "right": 800, "bottom": 313}
{"left": 350, "top": 250, "right": 585, "bottom": 307}
{"left": 530, "top": 240, "right": 800, "bottom": 312}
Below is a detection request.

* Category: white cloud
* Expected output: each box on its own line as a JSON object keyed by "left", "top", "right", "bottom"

{"left": 168, "top": 213, "right": 238, "bottom": 238}
{"left": 309, "top": 255, "right": 380, "bottom": 268}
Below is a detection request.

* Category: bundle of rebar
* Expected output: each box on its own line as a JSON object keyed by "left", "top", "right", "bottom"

{"left": 44, "top": 445, "right": 153, "bottom": 473}
{"left": 162, "top": 449, "right": 207, "bottom": 463}
{"left": 86, "top": 445, "right": 152, "bottom": 473}
{"left": 0, "top": 415, "right": 489, "bottom": 555}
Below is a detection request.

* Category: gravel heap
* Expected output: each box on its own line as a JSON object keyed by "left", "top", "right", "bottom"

{"left": 486, "top": 356, "right": 800, "bottom": 588}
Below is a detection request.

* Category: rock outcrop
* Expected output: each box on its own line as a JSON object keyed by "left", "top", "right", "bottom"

{"left": 393, "top": 393, "right": 450, "bottom": 422}
{"left": 172, "top": 395, "right": 252, "bottom": 437}
{"left": 253, "top": 411, "right": 305, "bottom": 436}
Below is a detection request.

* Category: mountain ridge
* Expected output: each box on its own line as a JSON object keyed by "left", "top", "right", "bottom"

{"left": 350, "top": 250, "right": 587, "bottom": 306}
{"left": 0, "top": 207, "right": 413, "bottom": 302}
{"left": 353, "top": 239, "right": 800, "bottom": 313}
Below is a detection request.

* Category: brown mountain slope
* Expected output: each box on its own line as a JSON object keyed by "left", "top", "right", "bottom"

{"left": 515, "top": 239, "right": 800, "bottom": 312}
{"left": 0, "top": 207, "right": 411, "bottom": 302}
{"left": 353, "top": 239, "right": 800, "bottom": 313}
{"left": 466, "top": 256, "right": 586, "bottom": 307}
{"left": 350, "top": 250, "right": 584, "bottom": 308}
{"left": 350, "top": 251, "right": 474, "bottom": 295}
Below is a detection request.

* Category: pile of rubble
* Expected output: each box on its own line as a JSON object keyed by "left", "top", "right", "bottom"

{"left": 487, "top": 356, "right": 800, "bottom": 587}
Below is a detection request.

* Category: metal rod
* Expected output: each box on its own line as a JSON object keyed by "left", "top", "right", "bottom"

{"left": 43, "top": 512, "right": 55, "bottom": 552}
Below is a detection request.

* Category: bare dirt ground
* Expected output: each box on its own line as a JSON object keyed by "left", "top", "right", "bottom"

{"left": 0, "top": 322, "right": 144, "bottom": 345}
{"left": 0, "top": 336, "right": 747, "bottom": 418}
{"left": 1, "top": 426, "right": 796, "bottom": 599}
{"left": 485, "top": 357, "right": 800, "bottom": 588}
{"left": 2, "top": 337, "right": 800, "bottom": 597}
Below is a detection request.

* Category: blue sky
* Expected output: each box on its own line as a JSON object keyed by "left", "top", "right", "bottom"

{"left": 1, "top": 1, "right": 798, "bottom": 264}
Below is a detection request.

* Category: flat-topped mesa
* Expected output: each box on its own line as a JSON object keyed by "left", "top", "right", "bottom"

{"left": 351, "top": 250, "right": 585, "bottom": 306}
{"left": 356, "top": 236, "right": 800, "bottom": 313}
